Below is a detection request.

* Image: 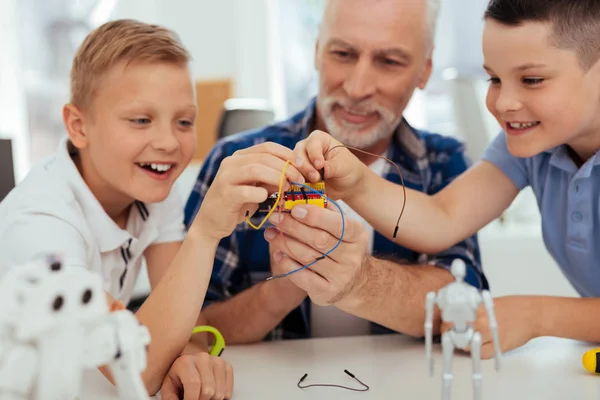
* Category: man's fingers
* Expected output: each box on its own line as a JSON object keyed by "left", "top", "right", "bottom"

{"left": 273, "top": 251, "right": 328, "bottom": 291}
{"left": 289, "top": 204, "right": 365, "bottom": 244}
{"left": 267, "top": 212, "right": 344, "bottom": 261}
{"left": 269, "top": 232, "right": 328, "bottom": 266}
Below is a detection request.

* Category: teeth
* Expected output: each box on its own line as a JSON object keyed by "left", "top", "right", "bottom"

{"left": 138, "top": 163, "right": 172, "bottom": 172}
{"left": 509, "top": 121, "right": 538, "bottom": 129}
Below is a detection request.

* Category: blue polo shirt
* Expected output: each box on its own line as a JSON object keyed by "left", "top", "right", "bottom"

{"left": 483, "top": 131, "right": 600, "bottom": 297}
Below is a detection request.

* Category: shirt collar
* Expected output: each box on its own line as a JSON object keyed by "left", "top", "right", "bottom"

{"left": 299, "top": 97, "right": 427, "bottom": 162}
{"left": 545, "top": 144, "right": 600, "bottom": 177}
{"left": 56, "top": 137, "right": 139, "bottom": 252}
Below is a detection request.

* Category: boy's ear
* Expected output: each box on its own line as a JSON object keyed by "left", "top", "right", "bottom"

{"left": 62, "top": 104, "right": 88, "bottom": 149}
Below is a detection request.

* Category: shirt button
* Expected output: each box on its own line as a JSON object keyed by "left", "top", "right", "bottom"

{"left": 571, "top": 212, "right": 583, "bottom": 222}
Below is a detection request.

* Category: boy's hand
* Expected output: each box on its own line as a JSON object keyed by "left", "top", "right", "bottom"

{"left": 194, "top": 143, "right": 305, "bottom": 241}
{"left": 160, "top": 352, "right": 233, "bottom": 400}
{"left": 441, "top": 295, "right": 541, "bottom": 358}
{"left": 293, "top": 130, "right": 366, "bottom": 201}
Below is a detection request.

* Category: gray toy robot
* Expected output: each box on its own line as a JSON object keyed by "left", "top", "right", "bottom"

{"left": 425, "top": 259, "right": 502, "bottom": 400}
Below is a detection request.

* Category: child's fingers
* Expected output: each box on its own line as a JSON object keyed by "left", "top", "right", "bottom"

{"left": 223, "top": 153, "right": 305, "bottom": 186}
{"left": 305, "top": 130, "right": 333, "bottom": 170}
{"left": 233, "top": 141, "right": 294, "bottom": 162}
{"left": 228, "top": 185, "right": 270, "bottom": 207}
{"left": 227, "top": 164, "right": 294, "bottom": 191}
{"left": 293, "top": 139, "right": 321, "bottom": 183}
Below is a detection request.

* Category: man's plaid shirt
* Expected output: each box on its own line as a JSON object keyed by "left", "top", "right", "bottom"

{"left": 184, "top": 98, "right": 487, "bottom": 340}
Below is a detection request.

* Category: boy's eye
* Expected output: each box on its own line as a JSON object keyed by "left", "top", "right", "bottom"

{"left": 177, "top": 120, "right": 194, "bottom": 128}
{"left": 487, "top": 77, "right": 501, "bottom": 85}
{"left": 523, "top": 77, "right": 544, "bottom": 85}
{"left": 129, "top": 118, "right": 151, "bottom": 125}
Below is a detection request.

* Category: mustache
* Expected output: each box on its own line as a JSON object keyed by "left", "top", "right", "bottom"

{"left": 322, "top": 96, "right": 396, "bottom": 120}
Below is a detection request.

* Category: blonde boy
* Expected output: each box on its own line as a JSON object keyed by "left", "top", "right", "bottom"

{"left": 0, "top": 19, "right": 303, "bottom": 399}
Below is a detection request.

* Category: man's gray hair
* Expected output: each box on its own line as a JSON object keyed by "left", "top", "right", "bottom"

{"left": 319, "top": 0, "right": 442, "bottom": 53}
{"left": 426, "top": 0, "right": 441, "bottom": 51}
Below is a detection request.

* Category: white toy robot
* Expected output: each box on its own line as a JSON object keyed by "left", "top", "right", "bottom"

{"left": 425, "top": 259, "right": 502, "bottom": 400}
{"left": 0, "top": 255, "right": 151, "bottom": 400}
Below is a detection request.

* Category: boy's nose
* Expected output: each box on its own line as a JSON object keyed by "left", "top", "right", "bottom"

{"left": 152, "top": 129, "right": 180, "bottom": 153}
{"left": 495, "top": 89, "right": 522, "bottom": 114}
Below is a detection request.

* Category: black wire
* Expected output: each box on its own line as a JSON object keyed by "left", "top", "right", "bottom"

{"left": 322, "top": 144, "right": 406, "bottom": 241}
{"left": 297, "top": 370, "right": 370, "bottom": 392}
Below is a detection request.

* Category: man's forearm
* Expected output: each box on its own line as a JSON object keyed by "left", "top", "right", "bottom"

{"left": 537, "top": 296, "right": 600, "bottom": 342}
{"left": 202, "top": 279, "right": 306, "bottom": 344}
{"left": 336, "top": 257, "right": 453, "bottom": 337}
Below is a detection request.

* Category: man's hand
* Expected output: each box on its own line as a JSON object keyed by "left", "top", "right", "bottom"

{"left": 263, "top": 237, "right": 307, "bottom": 310}
{"left": 441, "top": 295, "right": 542, "bottom": 359}
{"left": 194, "top": 142, "right": 305, "bottom": 241}
{"left": 264, "top": 203, "right": 370, "bottom": 306}
{"left": 293, "top": 130, "right": 367, "bottom": 201}
{"left": 160, "top": 352, "right": 234, "bottom": 400}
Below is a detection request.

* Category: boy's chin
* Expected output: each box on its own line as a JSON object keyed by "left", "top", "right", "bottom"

{"left": 132, "top": 189, "right": 171, "bottom": 204}
{"left": 506, "top": 140, "right": 551, "bottom": 159}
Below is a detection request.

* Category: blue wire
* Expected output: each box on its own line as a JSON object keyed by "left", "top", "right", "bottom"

{"left": 267, "top": 181, "right": 345, "bottom": 280}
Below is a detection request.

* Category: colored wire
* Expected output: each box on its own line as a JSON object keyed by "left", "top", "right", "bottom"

{"left": 323, "top": 144, "right": 406, "bottom": 241}
{"left": 266, "top": 182, "right": 344, "bottom": 280}
{"left": 245, "top": 160, "right": 291, "bottom": 230}
{"left": 244, "top": 143, "right": 407, "bottom": 279}
{"left": 297, "top": 370, "right": 369, "bottom": 392}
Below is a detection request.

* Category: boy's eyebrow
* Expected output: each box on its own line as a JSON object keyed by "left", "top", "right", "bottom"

{"left": 482, "top": 63, "right": 547, "bottom": 73}
{"left": 514, "top": 63, "right": 547, "bottom": 71}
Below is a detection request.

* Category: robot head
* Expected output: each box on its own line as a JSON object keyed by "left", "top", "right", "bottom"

{"left": 0, "top": 254, "right": 64, "bottom": 330}
{"left": 9, "top": 259, "right": 108, "bottom": 341}
{"left": 450, "top": 259, "right": 466, "bottom": 282}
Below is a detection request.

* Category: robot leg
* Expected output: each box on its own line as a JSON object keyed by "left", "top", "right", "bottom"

{"left": 441, "top": 332, "right": 454, "bottom": 400}
{"left": 471, "top": 332, "right": 483, "bottom": 400}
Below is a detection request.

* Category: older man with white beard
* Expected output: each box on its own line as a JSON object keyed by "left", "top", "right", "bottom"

{"left": 184, "top": 0, "right": 487, "bottom": 343}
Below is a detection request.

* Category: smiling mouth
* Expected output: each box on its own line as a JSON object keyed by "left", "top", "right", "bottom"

{"left": 136, "top": 162, "right": 174, "bottom": 175}
{"left": 507, "top": 121, "right": 540, "bottom": 129}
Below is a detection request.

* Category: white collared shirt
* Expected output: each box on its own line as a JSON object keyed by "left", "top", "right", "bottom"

{"left": 0, "top": 138, "right": 185, "bottom": 304}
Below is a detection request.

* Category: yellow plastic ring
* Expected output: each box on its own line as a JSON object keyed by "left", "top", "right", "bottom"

{"left": 192, "top": 325, "right": 225, "bottom": 357}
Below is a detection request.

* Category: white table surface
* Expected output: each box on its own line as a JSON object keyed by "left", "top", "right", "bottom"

{"left": 84, "top": 333, "right": 600, "bottom": 399}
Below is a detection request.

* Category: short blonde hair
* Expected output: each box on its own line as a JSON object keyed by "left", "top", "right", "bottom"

{"left": 70, "top": 19, "right": 191, "bottom": 110}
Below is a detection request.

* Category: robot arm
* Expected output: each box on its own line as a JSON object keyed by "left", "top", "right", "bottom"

{"left": 481, "top": 290, "right": 502, "bottom": 371}
{"left": 0, "top": 342, "right": 38, "bottom": 400}
{"left": 425, "top": 291, "right": 436, "bottom": 376}
{"left": 85, "top": 311, "right": 151, "bottom": 400}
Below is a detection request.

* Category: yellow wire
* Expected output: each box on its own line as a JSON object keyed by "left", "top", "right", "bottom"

{"left": 245, "top": 160, "right": 291, "bottom": 230}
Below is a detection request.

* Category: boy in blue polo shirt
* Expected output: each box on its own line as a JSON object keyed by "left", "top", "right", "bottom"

{"left": 290, "top": 0, "right": 600, "bottom": 358}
